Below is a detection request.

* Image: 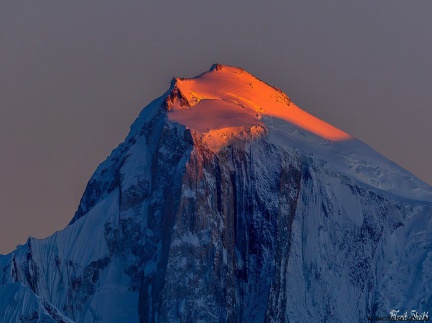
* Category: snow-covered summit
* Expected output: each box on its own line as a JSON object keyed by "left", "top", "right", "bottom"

{"left": 166, "top": 64, "right": 350, "bottom": 140}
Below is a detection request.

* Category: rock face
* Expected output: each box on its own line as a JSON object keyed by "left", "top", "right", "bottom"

{"left": 1, "top": 65, "right": 432, "bottom": 322}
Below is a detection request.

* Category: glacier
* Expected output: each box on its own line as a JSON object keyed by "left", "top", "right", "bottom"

{"left": 1, "top": 64, "right": 431, "bottom": 322}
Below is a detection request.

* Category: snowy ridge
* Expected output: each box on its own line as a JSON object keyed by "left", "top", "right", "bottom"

{"left": 1, "top": 64, "right": 431, "bottom": 322}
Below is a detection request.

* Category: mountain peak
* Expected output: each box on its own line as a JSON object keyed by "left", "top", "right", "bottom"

{"left": 165, "top": 64, "right": 351, "bottom": 146}
{"left": 1, "top": 64, "right": 432, "bottom": 322}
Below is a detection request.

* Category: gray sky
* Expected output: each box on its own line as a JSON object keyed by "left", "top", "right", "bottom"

{"left": 1, "top": 0, "right": 431, "bottom": 254}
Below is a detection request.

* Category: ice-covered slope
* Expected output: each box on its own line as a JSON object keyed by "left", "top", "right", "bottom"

{"left": 1, "top": 64, "right": 431, "bottom": 322}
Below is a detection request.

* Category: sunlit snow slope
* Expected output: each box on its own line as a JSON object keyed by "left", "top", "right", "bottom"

{"left": 1, "top": 64, "right": 431, "bottom": 323}
{"left": 168, "top": 64, "right": 349, "bottom": 141}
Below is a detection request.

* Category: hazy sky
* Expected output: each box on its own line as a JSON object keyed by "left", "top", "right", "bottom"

{"left": 1, "top": 0, "right": 431, "bottom": 254}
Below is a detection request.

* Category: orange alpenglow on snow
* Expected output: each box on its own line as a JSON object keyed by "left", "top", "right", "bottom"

{"left": 166, "top": 64, "right": 351, "bottom": 148}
